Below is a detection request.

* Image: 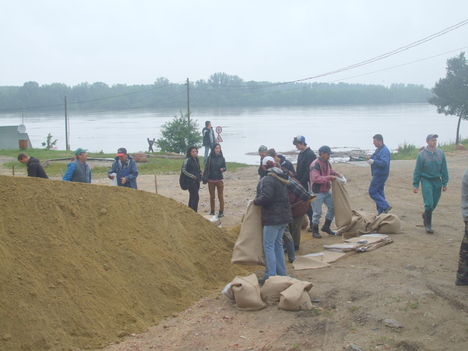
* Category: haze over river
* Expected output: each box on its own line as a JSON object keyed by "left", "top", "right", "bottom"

{"left": 0, "top": 103, "right": 465, "bottom": 164}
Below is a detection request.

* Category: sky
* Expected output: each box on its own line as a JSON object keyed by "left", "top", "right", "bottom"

{"left": 1, "top": 0, "right": 468, "bottom": 88}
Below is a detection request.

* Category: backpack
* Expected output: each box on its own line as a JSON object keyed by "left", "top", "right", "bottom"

{"left": 179, "top": 165, "right": 189, "bottom": 190}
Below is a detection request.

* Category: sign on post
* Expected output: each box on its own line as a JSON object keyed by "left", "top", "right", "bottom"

{"left": 216, "top": 126, "right": 223, "bottom": 143}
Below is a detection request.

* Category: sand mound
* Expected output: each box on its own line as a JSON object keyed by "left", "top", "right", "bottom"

{"left": 0, "top": 175, "right": 244, "bottom": 351}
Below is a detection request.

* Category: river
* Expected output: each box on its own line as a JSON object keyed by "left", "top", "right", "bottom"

{"left": 0, "top": 103, "right": 465, "bottom": 164}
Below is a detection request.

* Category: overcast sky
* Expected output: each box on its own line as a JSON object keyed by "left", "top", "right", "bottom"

{"left": 1, "top": 0, "right": 467, "bottom": 87}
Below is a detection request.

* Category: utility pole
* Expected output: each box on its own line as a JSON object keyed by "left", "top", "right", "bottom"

{"left": 186, "top": 77, "right": 190, "bottom": 123}
{"left": 64, "top": 96, "right": 70, "bottom": 151}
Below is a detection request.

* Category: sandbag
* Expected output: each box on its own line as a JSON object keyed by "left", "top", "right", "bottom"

{"left": 260, "top": 276, "right": 300, "bottom": 305}
{"left": 370, "top": 213, "right": 401, "bottom": 234}
{"left": 332, "top": 180, "right": 353, "bottom": 229}
{"left": 278, "top": 281, "right": 313, "bottom": 311}
{"left": 231, "top": 202, "right": 264, "bottom": 265}
{"left": 230, "top": 274, "right": 266, "bottom": 311}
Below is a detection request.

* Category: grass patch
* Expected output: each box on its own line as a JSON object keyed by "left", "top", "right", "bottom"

{"left": 0, "top": 148, "right": 248, "bottom": 177}
{"left": 391, "top": 138, "right": 468, "bottom": 160}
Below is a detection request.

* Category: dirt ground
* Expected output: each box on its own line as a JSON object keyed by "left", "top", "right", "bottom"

{"left": 92, "top": 151, "right": 468, "bottom": 351}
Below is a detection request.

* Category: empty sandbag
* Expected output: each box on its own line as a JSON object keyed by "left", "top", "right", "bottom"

{"left": 230, "top": 274, "right": 266, "bottom": 311}
{"left": 278, "top": 281, "right": 313, "bottom": 311}
{"left": 260, "top": 276, "right": 300, "bottom": 305}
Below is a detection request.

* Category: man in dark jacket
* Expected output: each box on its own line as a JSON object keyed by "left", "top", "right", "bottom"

{"left": 277, "top": 154, "right": 296, "bottom": 177}
{"left": 202, "top": 121, "right": 215, "bottom": 165}
{"left": 258, "top": 145, "right": 268, "bottom": 178}
{"left": 293, "top": 135, "right": 316, "bottom": 231}
{"left": 17, "top": 153, "right": 48, "bottom": 178}
{"left": 254, "top": 156, "right": 292, "bottom": 283}
{"left": 368, "top": 134, "right": 392, "bottom": 214}
{"left": 63, "top": 148, "right": 91, "bottom": 183}
{"left": 108, "top": 147, "right": 139, "bottom": 189}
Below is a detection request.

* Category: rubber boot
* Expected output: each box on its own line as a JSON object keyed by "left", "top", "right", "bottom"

{"left": 312, "top": 224, "right": 322, "bottom": 238}
{"left": 425, "top": 210, "right": 434, "bottom": 234}
{"left": 321, "top": 218, "right": 337, "bottom": 236}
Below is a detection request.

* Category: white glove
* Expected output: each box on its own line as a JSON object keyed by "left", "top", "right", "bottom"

{"left": 367, "top": 159, "right": 374, "bottom": 165}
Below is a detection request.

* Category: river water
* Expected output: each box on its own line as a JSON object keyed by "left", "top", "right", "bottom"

{"left": 0, "top": 104, "right": 465, "bottom": 164}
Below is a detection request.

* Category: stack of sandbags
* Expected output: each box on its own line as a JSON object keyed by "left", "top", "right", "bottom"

{"left": 332, "top": 180, "right": 401, "bottom": 238}
{"left": 223, "top": 274, "right": 313, "bottom": 311}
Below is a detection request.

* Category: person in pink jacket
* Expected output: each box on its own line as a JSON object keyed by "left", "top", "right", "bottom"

{"left": 309, "top": 146, "right": 343, "bottom": 238}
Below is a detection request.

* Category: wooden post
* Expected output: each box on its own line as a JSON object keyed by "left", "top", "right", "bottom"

{"left": 64, "top": 96, "right": 70, "bottom": 151}
{"left": 154, "top": 174, "right": 158, "bottom": 194}
{"left": 186, "top": 77, "right": 190, "bottom": 123}
{"left": 12, "top": 164, "right": 15, "bottom": 176}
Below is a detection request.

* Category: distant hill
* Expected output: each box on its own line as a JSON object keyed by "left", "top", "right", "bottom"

{"left": 0, "top": 73, "right": 432, "bottom": 113}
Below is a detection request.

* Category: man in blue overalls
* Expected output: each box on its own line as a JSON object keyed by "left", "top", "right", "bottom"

{"left": 367, "top": 134, "right": 392, "bottom": 214}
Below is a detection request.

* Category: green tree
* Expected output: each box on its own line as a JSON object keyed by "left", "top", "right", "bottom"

{"left": 430, "top": 52, "right": 468, "bottom": 145}
{"left": 156, "top": 112, "right": 202, "bottom": 153}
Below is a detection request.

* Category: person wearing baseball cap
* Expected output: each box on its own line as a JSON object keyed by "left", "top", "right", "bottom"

{"left": 367, "top": 134, "right": 392, "bottom": 214}
{"left": 309, "top": 146, "right": 343, "bottom": 238}
{"left": 293, "top": 135, "right": 317, "bottom": 232}
{"left": 108, "top": 147, "right": 139, "bottom": 189}
{"left": 413, "top": 134, "right": 449, "bottom": 233}
{"left": 63, "top": 148, "right": 91, "bottom": 183}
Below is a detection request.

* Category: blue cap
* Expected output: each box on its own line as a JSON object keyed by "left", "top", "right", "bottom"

{"left": 293, "top": 135, "right": 306, "bottom": 145}
{"left": 318, "top": 145, "right": 332, "bottom": 154}
{"left": 74, "top": 148, "right": 87, "bottom": 156}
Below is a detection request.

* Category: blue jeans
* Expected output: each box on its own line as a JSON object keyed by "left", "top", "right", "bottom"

{"left": 312, "top": 191, "right": 334, "bottom": 225}
{"left": 262, "top": 224, "right": 287, "bottom": 280}
{"left": 369, "top": 176, "right": 389, "bottom": 214}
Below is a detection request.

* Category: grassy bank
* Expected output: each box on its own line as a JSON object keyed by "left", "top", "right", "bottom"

{"left": 391, "top": 138, "right": 468, "bottom": 160}
{"left": 0, "top": 149, "right": 248, "bottom": 177}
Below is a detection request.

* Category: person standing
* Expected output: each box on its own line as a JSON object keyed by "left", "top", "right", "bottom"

{"left": 413, "top": 134, "right": 449, "bottom": 234}
{"left": 258, "top": 145, "right": 268, "bottom": 178}
{"left": 277, "top": 154, "right": 296, "bottom": 177}
{"left": 63, "top": 148, "right": 91, "bottom": 183}
{"left": 310, "top": 146, "right": 342, "bottom": 238}
{"left": 108, "top": 147, "right": 139, "bottom": 189}
{"left": 203, "top": 143, "right": 226, "bottom": 217}
{"left": 293, "top": 135, "right": 317, "bottom": 231}
{"left": 367, "top": 134, "right": 392, "bottom": 214}
{"left": 182, "top": 146, "right": 202, "bottom": 212}
{"left": 202, "top": 121, "right": 215, "bottom": 165}
{"left": 456, "top": 168, "right": 468, "bottom": 286}
{"left": 254, "top": 156, "right": 292, "bottom": 283}
{"left": 17, "top": 153, "right": 48, "bottom": 178}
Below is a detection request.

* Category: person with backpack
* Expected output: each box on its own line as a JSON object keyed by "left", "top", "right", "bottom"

{"left": 310, "top": 146, "right": 342, "bottom": 238}
{"left": 203, "top": 143, "right": 226, "bottom": 217}
{"left": 180, "top": 146, "right": 202, "bottom": 212}
{"left": 254, "top": 156, "right": 292, "bottom": 283}
{"left": 202, "top": 121, "right": 215, "bottom": 166}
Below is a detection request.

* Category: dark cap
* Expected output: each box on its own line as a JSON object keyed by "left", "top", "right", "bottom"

{"left": 318, "top": 145, "right": 332, "bottom": 155}
{"left": 426, "top": 134, "right": 438, "bottom": 141}
{"left": 293, "top": 135, "right": 306, "bottom": 145}
{"left": 116, "top": 147, "right": 128, "bottom": 156}
{"left": 258, "top": 145, "right": 268, "bottom": 152}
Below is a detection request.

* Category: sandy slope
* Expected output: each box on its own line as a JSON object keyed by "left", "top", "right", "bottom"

{"left": 99, "top": 151, "right": 468, "bottom": 351}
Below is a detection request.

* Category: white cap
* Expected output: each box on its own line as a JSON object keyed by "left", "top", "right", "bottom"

{"left": 262, "top": 156, "right": 275, "bottom": 166}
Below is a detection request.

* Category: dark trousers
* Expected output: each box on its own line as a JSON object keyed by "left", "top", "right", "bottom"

{"left": 188, "top": 183, "right": 200, "bottom": 212}
{"left": 208, "top": 180, "right": 224, "bottom": 212}
{"left": 456, "top": 223, "right": 468, "bottom": 284}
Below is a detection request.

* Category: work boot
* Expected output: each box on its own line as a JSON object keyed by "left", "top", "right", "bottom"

{"left": 424, "top": 210, "right": 434, "bottom": 234}
{"left": 312, "top": 224, "right": 322, "bottom": 238}
{"left": 321, "top": 218, "right": 337, "bottom": 236}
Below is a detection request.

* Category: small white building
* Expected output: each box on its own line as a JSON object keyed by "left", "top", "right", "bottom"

{"left": 0, "top": 125, "right": 32, "bottom": 149}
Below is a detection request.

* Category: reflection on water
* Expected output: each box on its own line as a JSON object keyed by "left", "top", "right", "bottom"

{"left": 0, "top": 104, "right": 465, "bottom": 164}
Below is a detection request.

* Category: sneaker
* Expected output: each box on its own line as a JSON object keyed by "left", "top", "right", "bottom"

{"left": 383, "top": 206, "right": 392, "bottom": 214}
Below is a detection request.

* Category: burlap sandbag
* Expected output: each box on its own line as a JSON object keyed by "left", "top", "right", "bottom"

{"left": 278, "top": 281, "right": 313, "bottom": 311}
{"left": 332, "top": 180, "right": 353, "bottom": 229}
{"left": 231, "top": 202, "right": 264, "bottom": 265}
{"left": 370, "top": 213, "right": 401, "bottom": 234}
{"left": 230, "top": 274, "right": 266, "bottom": 311}
{"left": 260, "top": 276, "right": 300, "bottom": 305}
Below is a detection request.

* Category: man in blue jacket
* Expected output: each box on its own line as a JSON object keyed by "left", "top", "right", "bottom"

{"left": 108, "top": 147, "right": 139, "bottom": 189}
{"left": 63, "top": 148, "right": 91, "bottom": 183}
{"left": 367, "top": 134, "right": 391, "bottom": 214}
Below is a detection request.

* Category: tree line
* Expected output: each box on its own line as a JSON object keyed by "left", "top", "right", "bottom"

{"left": 0, "top": 73, "right": 432, "bottom": 113}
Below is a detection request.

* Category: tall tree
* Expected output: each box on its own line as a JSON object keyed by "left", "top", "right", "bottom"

{"left": 430, "top": 52, "right": 468, "bottom": 144}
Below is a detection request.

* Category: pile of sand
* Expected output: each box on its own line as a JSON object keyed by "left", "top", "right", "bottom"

{"left": 0, "top": 175, "right": 244, "bottom": 351}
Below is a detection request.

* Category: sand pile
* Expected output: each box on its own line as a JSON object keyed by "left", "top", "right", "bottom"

{"left": 0, "top": 175, "right": 244, "bottom": 351}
